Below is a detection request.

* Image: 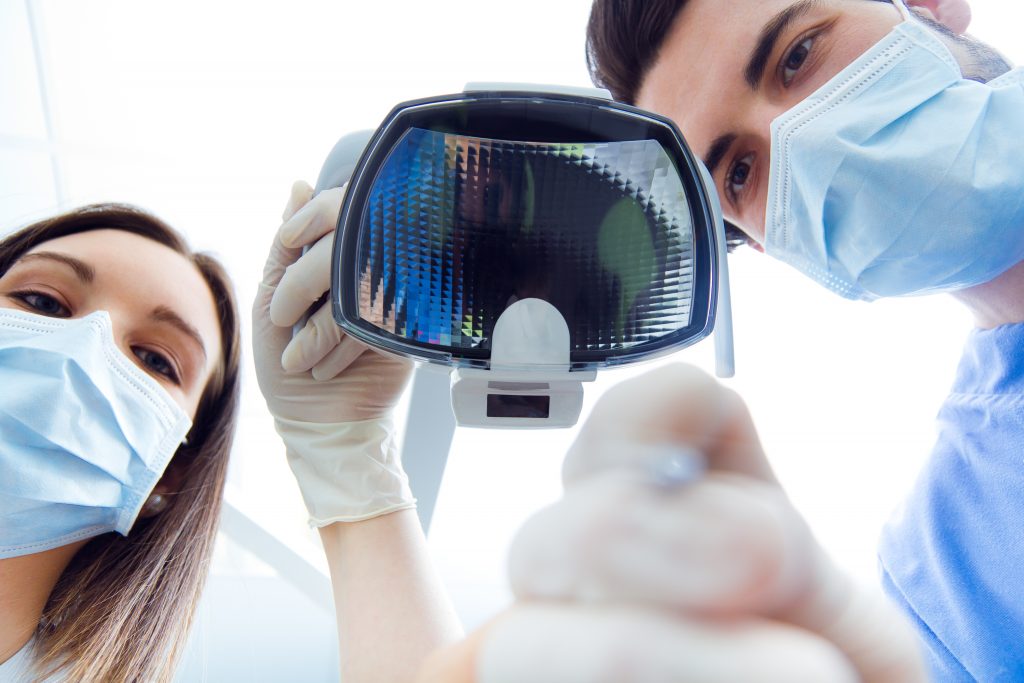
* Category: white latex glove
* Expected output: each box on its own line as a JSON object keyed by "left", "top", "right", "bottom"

{"left": 475, "top": 365, "right": 926, "bottom": 683}
{"left": 253, "top": 180, "right": 416, "bottom": 525}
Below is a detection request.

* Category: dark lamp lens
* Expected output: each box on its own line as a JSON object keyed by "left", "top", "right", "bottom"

{"left": 355, "top": 128, "right": 696, "bottom": 355}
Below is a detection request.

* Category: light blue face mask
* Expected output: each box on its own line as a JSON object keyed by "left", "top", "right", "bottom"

{"left": 765, "top": 0, "right": 1024, "bottom": 300}
{"left": 0, "top": 309, "right": 191, "bottom": 559}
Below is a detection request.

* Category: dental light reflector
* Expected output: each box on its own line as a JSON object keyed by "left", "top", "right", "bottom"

{"left": 357, "top": 129, "right": 694, "bottom": 356}
{"left": 329, "top": 86, "right": 733, "bottom": 427}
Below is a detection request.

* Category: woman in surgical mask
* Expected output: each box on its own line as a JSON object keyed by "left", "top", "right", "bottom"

{"left": 0, "top": 204, "right": 240, "bottom": 683}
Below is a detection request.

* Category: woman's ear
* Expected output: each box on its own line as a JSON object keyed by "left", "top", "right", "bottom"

{"left": 907, "top": 0, "right": 972, "bottom": 34}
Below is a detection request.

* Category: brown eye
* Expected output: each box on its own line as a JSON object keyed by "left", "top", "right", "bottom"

{"left": 13, "top": 291, "right": 70, "bottom": 318}
{"left": 783, "top": 37, "right": 814, "bottom": 86}
{"left": 727, "top": 153, "right": 755, "bottom": 203}
{"left": 134, "top": 347, "right": 180, "bottom": 384}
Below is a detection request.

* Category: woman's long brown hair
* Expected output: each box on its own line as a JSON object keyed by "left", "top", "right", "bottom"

{"left": 0, "top": 204, "right": 241, "bottom": 683}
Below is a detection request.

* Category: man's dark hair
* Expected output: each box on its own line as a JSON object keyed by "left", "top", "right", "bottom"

{"left": 585, "top": 0, "right": 686, "bottom": 107}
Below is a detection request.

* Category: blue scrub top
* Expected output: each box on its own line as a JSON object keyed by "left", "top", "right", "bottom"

{"left": 878, "top": 322, "right": 1024, "bottom": 682}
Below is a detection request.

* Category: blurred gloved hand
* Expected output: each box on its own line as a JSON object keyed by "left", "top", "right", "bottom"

{"left": 253, "top": 180, "right": 416, "bottom": 524}
{"left": 415, "top": 365, "right": 926, "bottom": 683}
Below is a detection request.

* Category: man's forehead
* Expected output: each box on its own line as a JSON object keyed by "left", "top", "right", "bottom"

{"left": 638, "top": 0, "right": 837, "bottom": 157}
{"left": 637, "top": 0, "right": 804, "bottom": 112}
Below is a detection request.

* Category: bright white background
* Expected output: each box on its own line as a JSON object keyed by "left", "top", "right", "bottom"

{"left": 1, "top": 1, "right": 1021, "bottom": 679}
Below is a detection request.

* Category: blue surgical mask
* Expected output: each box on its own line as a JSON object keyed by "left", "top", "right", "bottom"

{"left": 764, "top": 0, "right": 1024, "bottom": 300}
{"left": 0, "top": 309, "right": 191, "bottom": 559}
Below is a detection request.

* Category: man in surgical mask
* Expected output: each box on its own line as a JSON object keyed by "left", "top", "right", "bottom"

{"left": 415, "top": 0, "right": 1023, "bottom": 680}
{"left": 491, "top": 0, "right": 1021, "bottom": 679}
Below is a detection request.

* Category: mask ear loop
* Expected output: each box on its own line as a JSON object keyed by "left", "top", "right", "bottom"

{"left": 892, "top": 0, "right": 914, "bottom": 21}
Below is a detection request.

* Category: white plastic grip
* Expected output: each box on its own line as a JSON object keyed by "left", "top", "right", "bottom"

{"left": 696, "top": 161, "right": 736, "bottom": 379}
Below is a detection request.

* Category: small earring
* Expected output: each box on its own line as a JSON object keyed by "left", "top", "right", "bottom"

{"left": 141, "top": 493, "right": 169, "bottom": 516}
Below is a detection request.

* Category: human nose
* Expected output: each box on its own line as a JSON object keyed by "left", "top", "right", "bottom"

{"left": 91, "top": 307, "right": 132, "bottom": 359}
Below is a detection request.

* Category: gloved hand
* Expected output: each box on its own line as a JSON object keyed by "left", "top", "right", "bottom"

{"left": 415, "top": 365, "right": 927, "bottom": 682}
{"left": 253, "top": 180, "right": 416, "bottom": 525}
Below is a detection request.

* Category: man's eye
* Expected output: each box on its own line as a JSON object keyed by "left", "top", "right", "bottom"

{"left": 13, "top": 291, "right": 70, "bottom": 317}
{"left": 727, "top": 153, "right": 755, "bottom": 202}
{"left": 134, "top": 347, "right": 180, "bottom": 384}
{"left": 782, "top": 37, "right": 814, "bottom": 86}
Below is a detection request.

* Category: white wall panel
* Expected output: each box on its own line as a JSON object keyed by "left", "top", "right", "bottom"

{"left": 0, "top": 0, "right": 48, "bottom": 140}
{"left": 175, "top": 536, "right": 339, "bottom": 683}
{"left": 0, "top": 146, "right": 58, "bottom": 229}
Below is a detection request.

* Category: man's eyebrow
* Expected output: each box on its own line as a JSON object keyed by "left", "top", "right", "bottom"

{"left": 703, "top": 133, "right": 737, "bottom": 179}
{"left": 745, "top": 0, "right": 821, "bottom": 90}
{"left": 151, "top": 305, "right": 208, "bottom": 361}
{"left": 18, "top": 252, "right": 96, "bottom": 283}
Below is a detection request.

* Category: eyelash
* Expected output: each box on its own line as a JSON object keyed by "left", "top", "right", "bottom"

{"left": 781, "top": 35, "right": 816, "bottom": 87}
{"left": 725, "top": 153, "right": 756, "bottom": 206}
{"left": 722, "top": 32, "right": 821, "bottom": 206}
{"left": 11, "top": 289, "right": 181, "bottom": 385}
{"left": 134, "top": 347, "right": 181, "bottom": 384}
{"left": 12, "top": 289, "right": 71, "bottom": 317}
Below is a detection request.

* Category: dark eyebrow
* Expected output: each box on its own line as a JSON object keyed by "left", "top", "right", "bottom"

{"left": 703, "top": 133, "right": 737, "bottom": 179}
{"left": 745, "top": 0, "right": 821, "bottom": 90}
{"left": 18, "top": 252, "right": 96, "bottom": 283}
{"left": 151, "top": 305, "right": 207, "bottom": 361}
